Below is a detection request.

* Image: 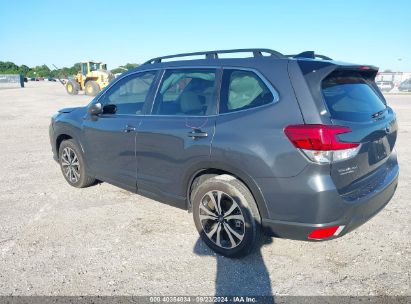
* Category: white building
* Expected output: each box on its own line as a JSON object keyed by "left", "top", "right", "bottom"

{"left": 376, "top": 72, "right": 411, "bottom": 86}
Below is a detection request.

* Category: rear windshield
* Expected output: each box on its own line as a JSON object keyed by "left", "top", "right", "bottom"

{"left": 322, "top": 71, "right": 386, "bottom": 121}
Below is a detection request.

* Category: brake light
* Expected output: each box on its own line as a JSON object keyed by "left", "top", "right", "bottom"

{"left": 284, "top": 125, "right": 358, "bottom": 150}
{"left": 284, "top": 124, "right": 360, "bottom": 164}
{"left": 359, "top": 66, "right": 371, "bottom": 70}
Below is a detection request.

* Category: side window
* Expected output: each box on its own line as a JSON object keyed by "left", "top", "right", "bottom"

{"left": 101, "top": 71, "right": 156, "bottom": 115}
{"left": 153, "top": 69, "right": 217, "bottom": 116}
{"left": 220, "top": 70, "right": 277, "bottom": 113}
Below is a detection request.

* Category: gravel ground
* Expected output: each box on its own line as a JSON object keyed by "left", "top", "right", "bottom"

{"left": 0, "top": 82, "right": 409, "bottom": 296}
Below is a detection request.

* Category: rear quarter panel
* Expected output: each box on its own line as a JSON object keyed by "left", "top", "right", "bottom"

{"left": 211, "top": 60, "right": 307, "bottom": 179}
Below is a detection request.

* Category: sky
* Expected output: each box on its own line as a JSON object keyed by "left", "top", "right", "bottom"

{"left": 0, "top": 0, "right": 410, "bottom": 71}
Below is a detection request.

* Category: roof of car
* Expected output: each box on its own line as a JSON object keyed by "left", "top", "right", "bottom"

{"left": 121, "top": 49, "right": 375, "bottom": 76}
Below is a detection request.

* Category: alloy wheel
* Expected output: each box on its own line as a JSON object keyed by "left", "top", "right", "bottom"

{"left": 61, "top": 147, "right": 80, "bottom": 183}
{"left": 199, "top": 190, "right": 245, "bottom": 249}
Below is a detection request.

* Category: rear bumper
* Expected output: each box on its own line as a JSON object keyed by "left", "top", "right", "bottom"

{"left": 260, "top": 155, "right": 399, "bottom": 241}
{"left": 262, "top": 172, "right": 397, "bottom": 240}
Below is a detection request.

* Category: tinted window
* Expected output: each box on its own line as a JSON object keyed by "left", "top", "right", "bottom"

{"left": 90, "top": 62, "right": 100, "bottom": 71}
{"left": 102, "top": 71, "right": 156, "bottom": 115}
{"left": 153, "top": 69, "right": 217, "bottom": 116}
{"left": 322, "top": 71, "right": 386, "bottom": 121}
{"left": 220, "top": 70, "right": 276, "bottom": 113}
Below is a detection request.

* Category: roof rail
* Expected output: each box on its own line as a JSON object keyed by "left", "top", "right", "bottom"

{"left": 143, "top": 48, "right": 285, "bottom": 64}
{"left": 286, "top": 51, "right": 332, "bottom": 60}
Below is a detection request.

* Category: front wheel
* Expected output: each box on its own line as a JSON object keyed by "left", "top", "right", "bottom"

{"left": 59, "top": 139, "right": 96, "bottom": 188}
{"left": 192, "top": 175, "right": 261, "bottom": 258}
{"left": 85, "top": 81, "right": 100, "bottom": 96}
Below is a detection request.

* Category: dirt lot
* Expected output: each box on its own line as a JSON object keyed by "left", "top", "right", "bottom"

{"left": 0, "top": 82, "right": 410, "bottom": 296}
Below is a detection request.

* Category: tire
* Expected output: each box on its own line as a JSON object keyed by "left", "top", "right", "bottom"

{"left": 192, "top": 174, "right": 261, "bottom": 258}
{"left": 59, "top": 139, "right": 96, "bottom": 188}
{"left": 66, "top": 80, "right": 79, "bottom": 95}
{"left": 85, "top": 81, "right": 100, "bottom": 96}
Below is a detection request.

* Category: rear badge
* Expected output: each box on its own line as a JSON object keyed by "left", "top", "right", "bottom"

{"left": 338, "top": 166, "right": 358, "bottom": 175}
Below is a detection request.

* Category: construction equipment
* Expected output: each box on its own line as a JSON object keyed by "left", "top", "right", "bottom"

{"left": 65, "top": 61, "right": 114, "bottom": 96}
{"left": 51, "top": 64, "right": 67, "bottom": 86}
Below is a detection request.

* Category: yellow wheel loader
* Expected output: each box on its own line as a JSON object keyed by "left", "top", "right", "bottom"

{"left": 66, "top": 61, "right": 114, "bottom": 96}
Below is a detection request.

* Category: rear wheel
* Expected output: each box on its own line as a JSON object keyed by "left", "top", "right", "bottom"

{"left": 59, "top": 139, "right": 96, "bottom": 188}
{"left": 192, "top": 175, "right": 261, "bottom": 258}
{"left": 66, "top": 81, "right": 79, "bottom": 95}
{"left": 85, "top": 81, "right": 100, "bottom": 96}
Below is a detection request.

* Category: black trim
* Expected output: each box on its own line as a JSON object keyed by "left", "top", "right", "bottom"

{"left": 286, "top": 51, "right": 333, "bottom": 60}
{"left": 143, "top": 48, "right": 285, "bottom": 64}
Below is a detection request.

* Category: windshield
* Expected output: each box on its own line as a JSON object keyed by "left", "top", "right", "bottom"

{"left": 89, "top": 62, "right": 101, "bottom": 71}
{"left": 322, "top": 71, "right": 386, "bottom": 122}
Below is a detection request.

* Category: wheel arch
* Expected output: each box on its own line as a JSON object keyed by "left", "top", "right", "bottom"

{"left": 55, "top": 128, "right": 85, "bottom": 156}
{"left": 56, "top": 133, "right": 72, "bottom": 155}
{"left": 185, "top": 164, "right": 269, "bottom": 219}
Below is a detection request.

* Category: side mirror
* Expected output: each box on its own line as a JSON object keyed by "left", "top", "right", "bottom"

{"left": 88, "top": 102, "right": 102, "bottom": 115}
{"left": 102, "top": 104, "right": 117, "bottom": 114}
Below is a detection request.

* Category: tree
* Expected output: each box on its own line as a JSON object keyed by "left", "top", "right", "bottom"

{"left": 111, "top": 63, "right": 139, "bottom": 74}
{"left": 29, "top": 65, "right": 51, "bottom": 77}
{"left": 0, "top": 61, "right": 110, "bottom": 78}
{"left": 0, "top": 61, "right": 19, "bottom": 74}
{"left": 19, "top": 65, "right": 30, "bottom": 76}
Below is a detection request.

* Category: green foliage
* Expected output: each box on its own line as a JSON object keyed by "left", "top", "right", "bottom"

{"left": 0, "top": 61, "right": 82, "bottom": 78}
{"left": 30, "top": 65, "right": 51, "bottom": 77}
{"left": 111, "top": 63, "right": 139, "bottom": 74}
{"left": 0, "top": 61, "right": 140, "bottom": 78}
{"left": 0, "top": 61, "right": 26, "bottom": 75}
{"left": 51, "top": 63, "right": 81, "bottom": 78}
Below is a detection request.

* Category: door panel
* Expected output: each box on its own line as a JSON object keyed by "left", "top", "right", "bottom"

{"left": 81, "top": 70, "right": 158, "bottom": 191}
{"left": 82, "top": 115, "right": 139, "bottom": 190}
{"left": 136, "top": 116, "right": 215, "bottom": 205}
{"left": 135, "top": 68, "right": 219, "bottom": 207}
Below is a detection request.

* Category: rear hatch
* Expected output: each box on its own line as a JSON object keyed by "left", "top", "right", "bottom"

{"left": 298, "top": 60, "right": 398, "bottom": 197}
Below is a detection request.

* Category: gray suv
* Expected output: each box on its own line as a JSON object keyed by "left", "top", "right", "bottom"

{"left": 49, "top": 49, "right": 399, "bottom": 257}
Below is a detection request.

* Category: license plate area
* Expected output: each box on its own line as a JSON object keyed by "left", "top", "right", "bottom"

{"left": 369, "top": 137, "right": 389, "bottom": 165}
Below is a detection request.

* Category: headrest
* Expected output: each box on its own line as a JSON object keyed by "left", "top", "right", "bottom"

{"left": 180, "top": 91, "right": 203, "bottom": 114}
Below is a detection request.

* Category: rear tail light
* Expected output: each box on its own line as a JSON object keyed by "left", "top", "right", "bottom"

{"left": 359, "top": 66, "right": 371, "bottom": 70}
{"left": 284, "top": 124, "right": 360, "bottom": 164}
{"left": 308, "top": 225, "right": 345, "bottom": 239}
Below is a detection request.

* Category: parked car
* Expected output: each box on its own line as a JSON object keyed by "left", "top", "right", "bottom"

{"left": 398, "top": 79, "right": 411, "bottom": 92}
{"left": 49, "top": 49, "right": 399, "bottom": 257}
{"left": 376, "top": 81, "right": 394, "bottom": 92}
{"left": 47, "top": 77, "right": 57, "bottom": 82}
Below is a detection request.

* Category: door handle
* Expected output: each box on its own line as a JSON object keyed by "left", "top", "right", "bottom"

{"left": 187, "top": 129, "right": 208, "bottom": 139}
{"left": 123, "top": 125, "right": 136, "bottom": 133}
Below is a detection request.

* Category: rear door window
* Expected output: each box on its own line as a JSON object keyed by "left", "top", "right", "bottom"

{"left": 152, "top": 69, "right": 217, "bottom": 116}
{"left": 322, "top": 71, "right": 386, "bottom": 121}
{"left": 220, "top": 70, "right": 278, "bottom": 113}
